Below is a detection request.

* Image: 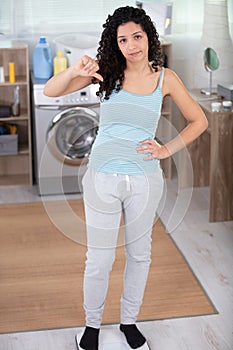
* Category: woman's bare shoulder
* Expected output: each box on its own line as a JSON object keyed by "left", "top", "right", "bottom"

{"left": 163, "top": 68, "right": 180, "bottom": 82}
{"left": 163, "top": 68, "right": 187, "bottom": 97}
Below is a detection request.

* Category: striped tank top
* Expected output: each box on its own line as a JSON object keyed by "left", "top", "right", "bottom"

{"left": 88, "top": 67, "right": 164, "bottom": 175}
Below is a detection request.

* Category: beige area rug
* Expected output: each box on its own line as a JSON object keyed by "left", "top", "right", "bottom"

{"left": 0, "top": 200, "right": 216, "bottom": 333}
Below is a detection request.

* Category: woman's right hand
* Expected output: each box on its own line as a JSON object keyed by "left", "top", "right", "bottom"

{"left": 72, "top": 55, "right": 103, "bottom": 82}
{"left": 44, "top": 55, "right": 103, "bottom": 97}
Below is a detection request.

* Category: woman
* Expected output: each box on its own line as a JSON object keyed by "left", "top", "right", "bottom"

{"left": 44, "top": 6, "right": 208, "bottom": 350}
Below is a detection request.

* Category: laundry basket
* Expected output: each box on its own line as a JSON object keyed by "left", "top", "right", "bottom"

{"left": 54, "top": 33, "right": 99, "bottom": 66}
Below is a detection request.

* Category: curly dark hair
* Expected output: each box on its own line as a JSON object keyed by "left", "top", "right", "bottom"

{"left": 93, "top": 6, "right": 162, "bottom": 100}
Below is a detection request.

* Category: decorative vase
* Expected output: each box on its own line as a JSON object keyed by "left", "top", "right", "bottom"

{"left": 193, "top": 0, "right": 233, "bottom": 89}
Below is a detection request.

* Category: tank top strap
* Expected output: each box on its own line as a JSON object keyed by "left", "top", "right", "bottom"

{"left": 158, "top": 67, "right": 165, "bottom": 89}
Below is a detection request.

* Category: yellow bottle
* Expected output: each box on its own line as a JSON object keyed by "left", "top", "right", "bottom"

{"left": 53, "top": 51, "right": 67, "bottom": 75}
{"left": 9, "top": 62, "right": 15, "bottom": 83}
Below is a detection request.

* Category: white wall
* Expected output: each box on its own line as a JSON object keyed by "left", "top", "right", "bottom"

{"left": 1, "top": 0, "right": 232, "bottom": 88}
{"left": 165, "top": 0, "right": 233, "bottom": 89}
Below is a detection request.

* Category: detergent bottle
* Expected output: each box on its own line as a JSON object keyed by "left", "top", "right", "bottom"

{"left": 33, "top": 37, "right": 53, "bottom": 79}
{"left": 53, "top": 50, "right": 67, "bottom": 75}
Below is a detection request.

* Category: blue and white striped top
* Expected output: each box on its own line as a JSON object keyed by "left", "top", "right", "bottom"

{"left": 88, "top": 67, "right": 164, "bottom": 175}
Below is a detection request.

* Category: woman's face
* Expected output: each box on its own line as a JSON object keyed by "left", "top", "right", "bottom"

{"left": 117, "top": 21, "right": 149, "bottom": 63}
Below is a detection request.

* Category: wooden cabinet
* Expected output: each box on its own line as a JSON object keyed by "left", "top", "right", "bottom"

{"left": 0, "top": 42, "right": 32, "bottom": 186}
{"left": 157, "top": 41, "right": 173, "bottom": 179}
{"left": 178, "top": 89, "right": 233, "bottom": 222}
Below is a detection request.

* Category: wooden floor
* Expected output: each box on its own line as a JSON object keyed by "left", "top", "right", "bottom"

{"left": 0, "top": 178, "right": 232, "bottom": 350}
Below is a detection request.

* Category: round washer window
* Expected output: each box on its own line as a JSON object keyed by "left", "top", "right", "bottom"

{"left": 47, "top": 107, "right": 99, "bottom": 165}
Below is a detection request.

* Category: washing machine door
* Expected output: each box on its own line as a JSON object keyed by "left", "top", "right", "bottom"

{"left": 47, "top": 106, "right": 99, "bottom": 165}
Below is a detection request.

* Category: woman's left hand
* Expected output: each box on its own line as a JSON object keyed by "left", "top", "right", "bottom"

{"left": 136, "top": 139, "right": 170, "bottom": 160}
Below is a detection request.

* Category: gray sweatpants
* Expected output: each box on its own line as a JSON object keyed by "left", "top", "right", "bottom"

{"left": 82, "top": 167, "right": 164, "bottom": 328}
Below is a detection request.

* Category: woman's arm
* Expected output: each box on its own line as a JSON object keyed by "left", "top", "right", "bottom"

{"left": 137, "top": 68, "right": 208, "bottom": 159}
{"left": 43, "top": 55, "right": 103, "bottom": 97}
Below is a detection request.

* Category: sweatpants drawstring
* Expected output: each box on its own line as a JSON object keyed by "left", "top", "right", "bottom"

{"left": 125, "top": 175, "right": 130, "bottom": 191}
{"left": 113, "top": 173, "right": 131, "bottom": 191}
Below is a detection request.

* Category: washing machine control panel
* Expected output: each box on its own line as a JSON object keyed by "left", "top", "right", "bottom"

{"left": 63, "top": 91, "right": 89, "bottom": 104}
{"left": 33, "top": 83, "right": 100, "bottom": 106}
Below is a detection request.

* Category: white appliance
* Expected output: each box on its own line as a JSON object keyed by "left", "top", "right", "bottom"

{"left": 32, "top": 78, "right": 100, "bottom": 195}
{"left": 54, "top": 33, "right": 100, "bottom": 66}
{"left": 76, "top": 327, "right": 150, "bottom": 350}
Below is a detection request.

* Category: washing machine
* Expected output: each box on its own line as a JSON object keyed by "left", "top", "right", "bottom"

{"left": 32, "top": 78, "right": 100, "bottom": 195}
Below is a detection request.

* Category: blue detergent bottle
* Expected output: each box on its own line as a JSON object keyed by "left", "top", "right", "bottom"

{"left": 33, "top": 36, "right": 53, "bottom": 79}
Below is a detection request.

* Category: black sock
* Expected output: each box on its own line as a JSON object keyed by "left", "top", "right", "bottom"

{"left": 79, "top": 326, "right": 100, "bottom": 350}
{"left": 120, "top": 324, "right": 146, "bottom": 349}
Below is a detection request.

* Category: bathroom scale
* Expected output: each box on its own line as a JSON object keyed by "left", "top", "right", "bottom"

{"left": 75, "top": 326, "right": 151, "bottom": 350}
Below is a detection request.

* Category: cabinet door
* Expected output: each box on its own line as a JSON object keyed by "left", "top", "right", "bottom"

{"left": 209, "top": 113, "right": 233, "bottom": 222}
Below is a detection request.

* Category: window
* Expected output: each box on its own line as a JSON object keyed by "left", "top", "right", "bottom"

{"left": 0, "top": 0, "right": 135, "bottom": 37}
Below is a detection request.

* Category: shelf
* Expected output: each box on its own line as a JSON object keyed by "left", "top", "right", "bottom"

{"left": 0, "top": 174, "right": 30, "bottom": 186}
{"left": 0, "top": 40, "right": 28, "bottom": 49}
{"left": 0, "top": 144, "right": 29, "bottom": 156}
{"left": 0, "top": 77, "right": 28, "bottom": 86}
{"left": 0, "top": 44, "right": 32, "bottom": 186}
{"left": 0, "top": 114, "right": 29, "bottom": 122}
{"left": 19, "top": 145, "right": 29, "bottom": 154}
